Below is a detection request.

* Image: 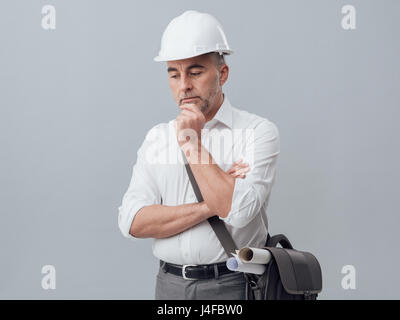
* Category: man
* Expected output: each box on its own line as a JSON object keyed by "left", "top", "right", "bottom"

{"left": 118, "top": 10, "right": 280, "bottom": 300}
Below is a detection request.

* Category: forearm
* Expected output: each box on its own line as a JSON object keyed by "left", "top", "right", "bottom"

{"left": 186, "top": 143, "right": 235, "bottom": 218}
{"left": 129, "top": 202, "right": 213, "bottom": 239}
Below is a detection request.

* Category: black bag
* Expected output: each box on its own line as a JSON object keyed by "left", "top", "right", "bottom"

{"left": 243, "top": 233, "right": 322, "bottom": 300}
{"left": 181, "top": 151, "right": 323, "bottom": 300}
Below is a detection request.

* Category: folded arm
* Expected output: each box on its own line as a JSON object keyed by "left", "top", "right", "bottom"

{"left": 129, "top": 202, "right": 212, "bottom": 239}
{"left": 128, "top": 160, "right": 249, "bottom": 239}
{"left": 117, "top": 129, "right": 249, "bottom": 240}
{"left": 185, "top": 120, "right": 280, "bottom": 228}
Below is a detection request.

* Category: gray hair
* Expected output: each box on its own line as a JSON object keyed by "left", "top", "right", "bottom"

{"left": 209, "top": 52, "right": 227, "bottom": 68}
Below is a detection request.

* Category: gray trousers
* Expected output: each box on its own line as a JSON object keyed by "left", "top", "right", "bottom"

{"left": 155, "top": 261, "right": 247, "bottom": 300}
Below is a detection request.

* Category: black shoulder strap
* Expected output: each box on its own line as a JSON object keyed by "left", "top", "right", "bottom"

{"left": 181, "top": 150, "right": 237, "bottom": 258}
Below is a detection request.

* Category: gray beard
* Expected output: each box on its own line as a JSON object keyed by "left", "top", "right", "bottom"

{"left": 200, "top": 100, "right": 209, "bottom": 113}
{"left": 200, "top": 75, "right": 220, "bottom": 115}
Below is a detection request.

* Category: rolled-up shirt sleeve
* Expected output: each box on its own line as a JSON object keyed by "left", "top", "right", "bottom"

{"left": 118, "top": 128, "right": 162, "bottom": 239}
{"left": 220, "top": 120, "right": 280, "bottom": 228}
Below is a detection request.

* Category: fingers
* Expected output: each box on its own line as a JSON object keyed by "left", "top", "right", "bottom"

{"left": 180, "top": 103, "right": 198, "bottom": 111}
{"left": 180, "top": 104, "right": 205, "bottom": 121}
{"left": 228, "top": 159, "right": 247, "bottom": 170}
{"left": 180, "top": 110, "right": 193, "bottom": 117}
{"left": 180, "top": 104, "right": 201, "bottom": 115}
{"left": 227, "top": 164, "right": 249, "bottom": 175}
{"left": 232, "top": 171, "right": 247, "bottom": 179}
{"left": 229, "top": 158, "right": 243, "bottom": 167}
{"left": 232, "top": 166, "right": 250, "bottom": 177}
{"left": 227, "top": 158, "right": 243, "bottom": 172}
{"left": 227, "top": 159, "right": 251, "bottom": 178}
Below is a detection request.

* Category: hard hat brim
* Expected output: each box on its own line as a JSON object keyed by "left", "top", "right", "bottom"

{"left": 154, "top": 49, "right": 233, "bottom": 62}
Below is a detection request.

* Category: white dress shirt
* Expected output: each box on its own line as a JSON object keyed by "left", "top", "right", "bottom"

{"left": 118, "top": 95, "right": 280, "bottom": 265}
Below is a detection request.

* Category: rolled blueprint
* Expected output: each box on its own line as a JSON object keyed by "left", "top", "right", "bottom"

{"left": 238, "top": 247, "right": 272, "bottom": 264}
{"left": 226, "top": 253, "right": 266, "bottom": 275}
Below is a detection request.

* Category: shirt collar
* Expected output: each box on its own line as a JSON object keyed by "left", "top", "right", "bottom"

{"left": 204, "top": 94, "right": 233, "bottom": 129}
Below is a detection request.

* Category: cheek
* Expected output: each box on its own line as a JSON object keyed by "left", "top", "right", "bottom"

{"left": 199, "top": 79, "right": 215, "bottom": 96}
{"left": 168, "top": 82, "right": 178, "bottom": 97}
{"left": 195, "top": 77, "right": 209, "bottom": 93}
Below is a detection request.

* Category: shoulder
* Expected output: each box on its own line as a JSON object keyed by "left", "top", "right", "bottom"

{"left": 231, "top": 105, "right": 279, "bottom": 139}
{"left": 137, "top": 122, "right": 170, "bottom": 156}
{"left": 140, "top": 121, "right": 175, "bottom": 147}
{"left": 145, "top": 122, "right": 170, "bottom": 138}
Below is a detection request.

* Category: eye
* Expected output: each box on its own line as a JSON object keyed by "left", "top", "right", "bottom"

{"left": 170, "top": 74, "right": 178, "bottom": 79}
{"left": 191, "top": 72, "right": 201, "bottom": 76}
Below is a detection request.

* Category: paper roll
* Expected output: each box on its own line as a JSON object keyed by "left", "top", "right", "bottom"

{"left": 238, "top": 247, "right": 272, "bottom": 264}
{"left": 226, "top": 253, "right": 266, "bottom": 275}
{"left": 226, "top": 257, "right": 239, "bottom": 271}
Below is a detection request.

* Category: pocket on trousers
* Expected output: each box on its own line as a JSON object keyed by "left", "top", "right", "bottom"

{"left": 217, "top": 272, "right": 246, "bottom": 287}
{"left": 215, "top": 272, "right": 246, "bottom": 300}
{"left": 155, "top": 270, "right": 184, "bottom": 300}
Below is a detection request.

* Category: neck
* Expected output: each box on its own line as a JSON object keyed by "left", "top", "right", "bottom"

{"left": 205, "top": 92, "right": 224, "bottom": 122}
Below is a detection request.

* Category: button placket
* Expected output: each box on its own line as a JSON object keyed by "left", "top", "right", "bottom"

{"left": 181, "top": 229, "right": 191, "bottom": 263}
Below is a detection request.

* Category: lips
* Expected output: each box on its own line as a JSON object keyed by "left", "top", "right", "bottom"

{"left": 181, "top": 97, "right": 199, "bottom": 104}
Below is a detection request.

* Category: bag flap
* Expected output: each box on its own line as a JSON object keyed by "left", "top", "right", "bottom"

{"left": 263, "top": 247, "right": 322, "bottom": 295}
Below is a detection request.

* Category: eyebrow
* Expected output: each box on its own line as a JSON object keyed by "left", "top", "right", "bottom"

{"left": 167, "top": 64, "right": 206, "bottom": 73}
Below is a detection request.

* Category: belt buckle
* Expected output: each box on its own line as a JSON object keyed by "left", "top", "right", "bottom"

{"left": 182, "top": 264, "right": 197, "bottom": 280}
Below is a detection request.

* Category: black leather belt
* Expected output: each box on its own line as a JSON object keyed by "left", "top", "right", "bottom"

{"left": 160, "top": 260, "right": 234, "bottom": 280}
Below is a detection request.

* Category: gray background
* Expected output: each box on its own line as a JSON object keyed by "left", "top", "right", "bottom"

{"left": 0, "top": 0, "right": 399, "bottom": 299}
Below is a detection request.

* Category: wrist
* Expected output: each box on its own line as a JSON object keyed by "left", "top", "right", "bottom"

{"left": 200, "top": 201, "right": 213, "bottom": 219}
{"left": 185, "top": 141, "right": 211, "bottom": 165}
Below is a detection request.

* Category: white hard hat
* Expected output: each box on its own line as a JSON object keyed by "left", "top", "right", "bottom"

{"left": 154, "top": 10, "right": 233, "bottom": 62}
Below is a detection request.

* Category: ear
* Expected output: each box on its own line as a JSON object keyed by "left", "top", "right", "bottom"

{"left": 218, "top": 64, "right": 229, "bottom": 86}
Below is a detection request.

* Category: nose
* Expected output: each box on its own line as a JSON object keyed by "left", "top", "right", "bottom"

{"left": 179, "top": 73, "right": 193, "bottom": 94}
